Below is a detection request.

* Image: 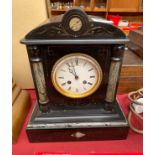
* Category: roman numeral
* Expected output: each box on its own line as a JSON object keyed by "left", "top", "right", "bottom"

{"left": 90, "top": 76, "right": 95, "bottom": 78}
{"left": 61, "top": 82, "right": 66, "bottom": 86}
{"left": 76, "top": 88, "right": 79, "bottom": 92}
{"left": 75, "top": 57, "right": 78, "bottom": 66}
{"left": 83, "top": 87, "right": 86, "bottom": 90}
{"left": 67, "top": 86, "right": 71, "bottom": 91}
{"left": 88, "top": 68, "right": 94, "bottom": 72}
{"left": 83, "top": 61, "right": 87, "bottom": 67}
{"left": 88, "top": 82, "right": 93, "bottom": 85}
{"left": 66, "top": 62, "right": 71, "bottom": 67}
{"left": 58, "top": 77, "right": 64, "bottom": 79}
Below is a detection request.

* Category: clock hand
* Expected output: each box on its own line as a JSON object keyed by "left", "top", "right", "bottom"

{"left": 68, "top": 67, "right": 76, "bottom": 76}
{"left": 70, "top": 61, "right": 79, "bottom": 80}
{"left": 68, "top": 66, "right": 79, "bottom": 79}
{"left": 72, "top": 67, "right": 78, "bottom": 79}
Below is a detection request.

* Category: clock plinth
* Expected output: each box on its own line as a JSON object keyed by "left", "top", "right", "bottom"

{"left": 26, "top": 99, "right": 128, "bottom": 142}
{"left": 21, "top": 8, "right": 129, "bottom": 142}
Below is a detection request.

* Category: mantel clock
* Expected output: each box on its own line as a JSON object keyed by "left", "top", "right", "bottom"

{"left": 21, "top": 8, "right": 129, "bottom": 142}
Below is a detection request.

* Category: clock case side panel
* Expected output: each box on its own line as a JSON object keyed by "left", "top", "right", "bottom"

{"left": 41, "top": 45, "right": 111, "bottom": 108}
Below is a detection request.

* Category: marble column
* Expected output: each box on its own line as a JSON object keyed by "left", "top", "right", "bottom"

{"left": 28, "top": 46, "right": 49, "bottom": 112}
{"left": 105, "top": 45, "right": 124, "bottom": 103}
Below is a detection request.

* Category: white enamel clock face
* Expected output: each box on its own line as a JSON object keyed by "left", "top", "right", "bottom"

{"left": 69, "top": 17, "right": 82, "bottom": 32}
{"left": 51, "top": 53, "right": 102, "bottom": 98}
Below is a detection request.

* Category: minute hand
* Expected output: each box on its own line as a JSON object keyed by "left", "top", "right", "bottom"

{"left": 71, "top": 62, "right": 78, "bottom": 79}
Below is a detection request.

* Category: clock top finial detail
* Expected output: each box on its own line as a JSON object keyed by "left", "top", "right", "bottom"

{"left": 21, "top": 8, "right": 129, "bottom": 45}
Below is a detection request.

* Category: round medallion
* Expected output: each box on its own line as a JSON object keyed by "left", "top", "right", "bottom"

{"left": 51, "top": 53, "right": 103, "bottom": 98}
{"left": 62, "top": 8, "right": 89, "bottom": 36}
{"left": 69, "top": 17, "right": 82, "bottom": 32}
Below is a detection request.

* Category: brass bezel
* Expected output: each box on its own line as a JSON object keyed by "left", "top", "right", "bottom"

{"left": 51, "top": 53, "right": 103, "bottom": 99}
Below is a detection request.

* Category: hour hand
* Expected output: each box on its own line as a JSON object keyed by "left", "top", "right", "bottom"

{"left": 68, "top": 67, "right": 75, "bottom": 76}
{"left": 68, "top": 67, "right": 78, "bottom": 79}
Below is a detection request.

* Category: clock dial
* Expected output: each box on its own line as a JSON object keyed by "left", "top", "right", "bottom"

{"left": 51, "top": 53, "right": 102, "bottom": 98}
{"left": 69, "top": 17, "right": 82, "bottom": 32}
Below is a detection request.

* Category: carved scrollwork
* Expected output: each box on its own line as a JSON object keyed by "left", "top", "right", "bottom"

{"left": 25, "top": 17, "right": 126, "bottom": 39}
{"left": 87, "top": 26, "right": 113, "bottom": 36}
{"left": 43, "top": 25, "right": 65, "bottom": 35}
{"left": 26, "top": 23, "right": 68, "bottom": 39}
{"left": 86, "top": 23, "right": 126, "bottom": 38}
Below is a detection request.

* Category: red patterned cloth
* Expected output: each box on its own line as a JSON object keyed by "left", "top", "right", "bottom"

{"left": 12, "top": 90, "right": 143, "bottom": 155}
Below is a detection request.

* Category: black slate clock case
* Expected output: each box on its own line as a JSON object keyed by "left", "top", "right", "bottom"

{"left": 21, "top": 8, "right": 129, "bottom": 142}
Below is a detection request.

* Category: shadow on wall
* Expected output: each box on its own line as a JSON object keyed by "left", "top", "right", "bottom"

{"left": 12, "top": 0, "right": 47, "bottom": 88}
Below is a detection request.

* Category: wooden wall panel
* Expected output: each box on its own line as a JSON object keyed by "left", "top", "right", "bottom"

{"left": 109, "top": 0, "right": 141, "bottom": 12}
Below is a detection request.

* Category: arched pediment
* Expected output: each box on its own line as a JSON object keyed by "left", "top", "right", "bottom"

{"left": 21, "top": 8, "right": 128, "bottom": 45}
